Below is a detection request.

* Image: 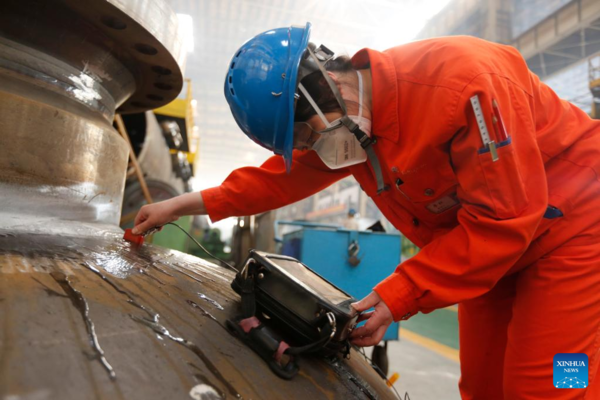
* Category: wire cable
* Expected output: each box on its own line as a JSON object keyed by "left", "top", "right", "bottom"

{"left": 165, "top": 222, "right": 238, "bottom": 273}
{"left": 168, "top": 222, "right": 408, "bottom": 397}
{"left": 358, "top": 346, "right": 403, "bottom": 399}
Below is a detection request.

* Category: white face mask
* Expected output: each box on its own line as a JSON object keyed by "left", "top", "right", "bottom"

{"left": 312, "top": 115, "right": 370, "bottom": 169}
{"left": 312, "top": 71, "right": 370, "bottom": 169}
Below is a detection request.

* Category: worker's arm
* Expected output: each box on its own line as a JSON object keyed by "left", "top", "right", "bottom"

{"left": 375, "top": 73, "right": 547, "bottom": 323}
{"left": 132, "top": 191, "right": 207, "bottom": 234}
{"left": 201, "top": 149, "right": 350, "bottom": 222}
{"left": 133, "top": 150, "right": 349, "bottom": 234}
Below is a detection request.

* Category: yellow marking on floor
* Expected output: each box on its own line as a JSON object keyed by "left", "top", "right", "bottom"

{"left": 445, "top": 305, "right": 458, "bottom": 312}
{"left": 401, "top": 329, "right": 460, "bottom": 363}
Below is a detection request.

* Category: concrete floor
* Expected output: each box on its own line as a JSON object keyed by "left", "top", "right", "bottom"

{"left": 384, "top": 307, "right": 462, "bottom": 400}
{"left": 387, "top": 337, "right": 461, "bottom": 400}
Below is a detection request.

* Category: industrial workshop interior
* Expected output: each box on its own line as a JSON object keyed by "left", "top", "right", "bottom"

{"left": 2, "top": 0, "right": 600, "bottom": 399}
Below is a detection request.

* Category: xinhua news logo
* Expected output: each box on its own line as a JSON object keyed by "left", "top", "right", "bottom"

{"left": 554, "top": 353, "right": 588, "bottom": 389}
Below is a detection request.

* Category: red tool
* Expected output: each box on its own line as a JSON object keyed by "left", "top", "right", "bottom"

{"left": 123, "top": 228, "right": 144, "bottom": 245}
{"left": 492, "top": 99, "right": 509, "bottom": 141}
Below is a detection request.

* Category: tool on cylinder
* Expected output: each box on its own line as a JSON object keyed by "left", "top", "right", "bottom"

{"left": 123, "top": 223, "right": 239, "bottom": 273}
{"left": 123, "top": 226, "right": 161, "bottom": 245}
{"left": 123, "top": 228, "right": 145, "bottom": 245}
{"left": 123, "top": 224, "right": 366, "bottom": 381}
{"left": 228, "top": 250, "right": 360, "bottom": 379}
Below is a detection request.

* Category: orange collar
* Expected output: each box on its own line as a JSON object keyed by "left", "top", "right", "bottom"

{"left": 352, "top": 48, "right": 400, "bottom": 143}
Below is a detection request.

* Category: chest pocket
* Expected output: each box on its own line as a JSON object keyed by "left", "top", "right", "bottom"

{"left": 477, "top": 138, "right": 529, "bottom": 219}
{"left": 393, "top": 163, "right": 459, "bottom": 211}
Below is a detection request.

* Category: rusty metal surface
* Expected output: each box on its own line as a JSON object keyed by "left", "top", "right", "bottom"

{"left": 0, "top": 225, "right": 397, "bottom": 400}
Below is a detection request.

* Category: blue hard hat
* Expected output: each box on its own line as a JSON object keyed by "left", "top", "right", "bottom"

{"left": 224, "top": 23, "right": 312, "bottom": 172}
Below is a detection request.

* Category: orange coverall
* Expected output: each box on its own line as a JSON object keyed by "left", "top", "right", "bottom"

{"left": 202, "top": 36, "right": 600, "bottom": 399}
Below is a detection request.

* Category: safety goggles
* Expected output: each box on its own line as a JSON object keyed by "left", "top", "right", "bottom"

{"left": 293, "top": 119, "right": 342, "bottom": 149}
{"left": 293, "top": 67, "right": 344, "bottom": 150}
{"left": 297, "top": 43, "right": 335, "bottom": 83}
{"left": 293, "top": 41, "right": 386, "bottom": 193}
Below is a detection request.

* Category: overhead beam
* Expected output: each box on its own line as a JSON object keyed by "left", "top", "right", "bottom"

{"left": 513, "top": 0, "right": 600, "bottom": 60}
{"left": 544, "top": 49, "right": 583, "bottom": 60}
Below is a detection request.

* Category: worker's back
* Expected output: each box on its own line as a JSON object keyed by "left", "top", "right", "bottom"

{"left": 386, "top": 35, "right": 600, "bottom": 173}
{"left": 395, "top": 36, "right": 600, "bottom": 258}
{"left": 347, "top": 36, "right": 600, "bottom": 250}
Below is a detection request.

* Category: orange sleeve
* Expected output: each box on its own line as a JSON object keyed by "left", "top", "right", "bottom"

{"left": 200, "top": 149, "right": 350, "bottom": 222}
{"left": 375, "top": 73, "right": 549, "bottom": 321}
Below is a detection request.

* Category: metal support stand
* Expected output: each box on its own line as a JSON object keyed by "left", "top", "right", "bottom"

{"left": 115, "top": 114, "right": 153, "bottom": 206}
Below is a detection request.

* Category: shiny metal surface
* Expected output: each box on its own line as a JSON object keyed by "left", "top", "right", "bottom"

{"left": 0, "top": 224, "right": 396, "bottom": 399}
{"left": 0, "top": 0, "right": 186, "bottom": 225}
{"left": 0, "top": 85, "right": 129, "bottom": 226}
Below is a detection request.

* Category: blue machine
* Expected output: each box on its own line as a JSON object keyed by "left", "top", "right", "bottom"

{"left": 276, "top": 221, "right": 401, "bottom": 341}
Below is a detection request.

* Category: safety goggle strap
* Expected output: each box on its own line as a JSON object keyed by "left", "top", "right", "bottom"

{"left": 366, "top": 146, "right": 387, "bottom": 194}
{"left": 298, "top": 83, "right": 332, "bottom": 129}
{"left": 356, "top": 70, "right": 363, "bottom": 119}
{"left": 306, "top": 46, "right": 348, "bottom": 115}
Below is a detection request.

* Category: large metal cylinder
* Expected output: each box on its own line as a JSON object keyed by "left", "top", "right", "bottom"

{"left": 0, "top": 1, "right": 397, "bottom": 399}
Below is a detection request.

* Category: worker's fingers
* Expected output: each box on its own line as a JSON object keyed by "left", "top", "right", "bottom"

{"left": 356, "top": 311, "right": 374, "bottom": 323}
{"left": 351, "top": 291, "right": 381, "bottom": 313}
{"left": 351, "top": 311, "right": 390, "bottom": 336}
{"left": 132, "top": 218, "right": 158, "bottom": 236}
{"left": 350, "top": 316, "right": 380, "bottom": 339}
{"left": 350, "top": 299, "right": 393, "bottom": 340}
{"left": 351, "top": 324, "right": 388, "bottom": 347}
{"left": 133, "top": 206, "right": 149, "bottom": 229}
{"left": 132, "top": 201, "right": 179, "bottom": 235}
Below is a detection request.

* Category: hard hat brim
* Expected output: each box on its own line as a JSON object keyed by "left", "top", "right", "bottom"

{"left": 282, "top": 22, "right": 312, "bottom": 173}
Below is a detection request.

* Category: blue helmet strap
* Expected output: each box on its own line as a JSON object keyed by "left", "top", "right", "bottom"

{"left": 303, "top": 46, "right": 387, "bottom": 194}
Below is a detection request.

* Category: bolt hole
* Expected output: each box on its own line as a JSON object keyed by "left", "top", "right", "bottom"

{"left": 228, "top": 76, "right": 232, "bottom": 83}
{"left": 236, "top": 50, "right": 242, "bottom": 57}
{"left": 134, "top": 43, "right": 158, "bottom": 55}
{"left": 154, "top": 82, "right": 173, "bottom": 91}
{"left": 231, "top": 62, "right": 235, "bottom": 69}
{"left": 101, "top": 16, "right": 127, "bottom": 30}
{"left": 146, "top": 94, "right": 164, "bottom": 101}
{"left": 151, "top": 66, "right": 172, "bottom": 75}
{"left": 230, "top": 88, "right": 235, "bottom": 96}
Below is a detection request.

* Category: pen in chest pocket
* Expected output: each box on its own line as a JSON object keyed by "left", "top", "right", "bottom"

{"left": 470, "top": 95, "right": 499, "bottom": 162}
{"left": 492, "top": 99, "right": 509, "bottom": 142}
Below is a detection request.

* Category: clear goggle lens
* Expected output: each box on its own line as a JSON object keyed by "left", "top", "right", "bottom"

{"left": 293, "top": 120, "right": 342, "bottom": 149}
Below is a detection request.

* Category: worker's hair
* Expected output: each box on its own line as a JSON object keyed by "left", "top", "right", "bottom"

{"left": 294, "top": 55, "right": 356, "bottom": 122}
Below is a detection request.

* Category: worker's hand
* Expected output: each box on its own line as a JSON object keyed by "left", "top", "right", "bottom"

{"left": 132, "top": 199, "right": 179, "bottom": 235}
{"left": 350, "top": 291, "right": 393, "bottom": 347}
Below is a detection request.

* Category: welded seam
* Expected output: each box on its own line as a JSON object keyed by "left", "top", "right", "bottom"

{"left": 131, "top": 314, "right": 241, "bottom": 399}
{"left": 83, "top": 262, "right": 192, "bottom": 390}
{"left": 50, "top": 271, "right": 116, "bottom": 380}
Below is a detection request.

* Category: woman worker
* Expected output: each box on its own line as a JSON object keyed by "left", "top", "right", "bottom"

{"left": 133, "top": 23, "right": 600, "bottom": 399}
